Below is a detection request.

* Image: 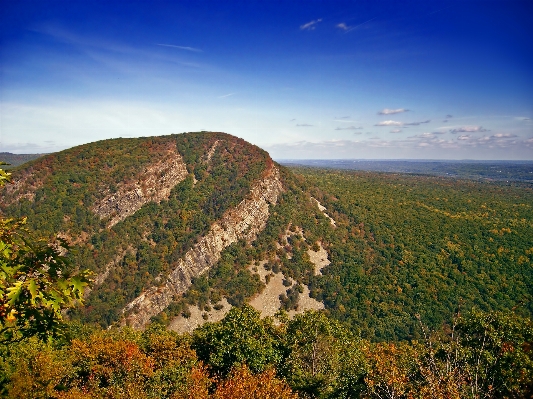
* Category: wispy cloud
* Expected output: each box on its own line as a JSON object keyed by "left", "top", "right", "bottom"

{"left": 268, "top": 131, "right": 531, "bottom": 159}
{"left": 218, "top": 93, "right": 235, "bottom": 98}
{"left": 300, "top": 18, "right": 323, "bottom": 31}
{"left": 376, "top": 119, "right": 430, "bottom": 127}
{"left": 335, "top": 126, "right": 363, "bottom": 130}
{"left": 449, "top": 125, "right": 488, "bottom": 134}
{"left": 411, "top": 132, "right": 446, "bottom": 138}
{"left": 336, "top": 23, "right": 350, "bottom": 31}
{"left": 378, "top": 108, "right": 409, "bottom": 115}
{"left": 297, "top": 123, "right": 313, "bottom": 127}
{"left": 157, "top": 44, "right": 202, "bottom": 52}
{"left": 343, "top": 17, "right": 376, "bottom": 34}
{"left": 375, "top": 120, "right": 403, "bottom": 126}
{"left": 390, "top": 129, "right": 402, "bottom": 133}
{"left": 404, "top": 120, "right": 430, "bottom": 126}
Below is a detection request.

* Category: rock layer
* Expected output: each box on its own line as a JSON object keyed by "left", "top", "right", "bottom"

{"left": 123, "top": 164, "right": 283, "bottom": 328}
{"left": 92, "top": 145, "right": 188, "bottom": 228}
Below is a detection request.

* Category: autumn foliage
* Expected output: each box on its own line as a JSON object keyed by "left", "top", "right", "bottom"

{"left": 1, "top": 307, "right": 532, "bottom": 398}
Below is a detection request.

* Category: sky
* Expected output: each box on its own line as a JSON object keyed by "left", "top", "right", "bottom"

{"left": 1, "top": 0, "right": 532, "bottom": 160}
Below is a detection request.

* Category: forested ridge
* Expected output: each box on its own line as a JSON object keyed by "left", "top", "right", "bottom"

{"left": 1, "top": 132, "right": 274, "bottom": 327}
{"left": 1, "top": 133, "right": 533, "bottom": 398}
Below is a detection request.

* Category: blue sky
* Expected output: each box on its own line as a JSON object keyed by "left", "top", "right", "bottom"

{"left": 1, "top": 0, "right": 532, "bottom": 159}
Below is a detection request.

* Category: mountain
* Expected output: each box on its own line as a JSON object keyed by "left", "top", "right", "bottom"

{"left": 0, "top": 152, "right": 47, "bottom": 169}
{"left": 1, "top": 132, "right": 532, "bottom": 340}
{"left": 0, "top": 132, "right": 326, "bottom": 330}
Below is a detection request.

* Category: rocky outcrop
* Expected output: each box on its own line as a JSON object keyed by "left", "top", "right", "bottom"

{"left": 92, "top": 145, "right": 188, "bottom": 228}
{"left": 123, "top": 164, "right": 283, "bottom": 328}
{"left": 311, "top": 197, "right": 336, "bottom": 227}
{"left": 2, "top": 167, "right": 41, "bottom": 205}
{"left": 202, "top": 140, "right": 219, "bottom": 164}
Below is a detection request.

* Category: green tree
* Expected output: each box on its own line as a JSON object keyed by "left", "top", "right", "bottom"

{"left": 283, "top": 311, "right": 366, "bottom": 398}
{"left": 0, "top": 163, "right": 92, "bottom": 343}
{"left": 455, "top": 309, "right": 533, "bottom": 398}
{"left": 192, "top": 305, "right": 282, "bottom": 376}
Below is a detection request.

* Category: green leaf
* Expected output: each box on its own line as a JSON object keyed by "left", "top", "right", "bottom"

{"left": 6, "top": 280, "right": 24, "bottom": 305}
{"left": 28, "top": 279, "right": 39, "bottom": 305}
{"left": 0, "top": 241, "right": 11, "bottom": 259}
{"left": 69, "top": 276, "right": 89, "bottom": 294}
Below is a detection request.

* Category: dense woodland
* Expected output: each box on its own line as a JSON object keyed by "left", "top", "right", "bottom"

{"left": 1, "top": 307, "right": 532, "bottom": 398}
{"left": 1, "top": 133, "right": 533, "bottom": 397}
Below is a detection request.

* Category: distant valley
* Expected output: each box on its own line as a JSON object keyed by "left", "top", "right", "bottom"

{"left": 280, "top": 159, "right": 533, "bottom": 183}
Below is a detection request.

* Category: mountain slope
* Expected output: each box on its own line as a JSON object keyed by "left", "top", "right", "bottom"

{"left": 1, "top": 132, "right": 296, "bottom": 327}
{"left": 2, "top": 133, "right": 532, "bottom": 340}
{"left": 123, "top": 163, "right": 283, "bottom": 328}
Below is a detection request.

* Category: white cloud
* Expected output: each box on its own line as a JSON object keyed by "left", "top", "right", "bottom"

{"left": 335, "top": 126, "right": 363, "bottom": 130}
{"left": 390, "top": 129, "right": 402, "bottom": 133}
{"left": 300, "top": 19, "right": 323, "bottom": 30}
{"left": 297, "top": 123, "right": 313, "bottom": 127}
{"left": 375, "top": 120, "right": 403, "bottom": 126}
{"left": 267, "top": 132, "right": 533, "bottom": 160}
{"left": 218, "top": 93, "right": 235, "bottom": 98}
{"left": 378, "top": 108, "right": 409, "bottom": 115}
{"left": 336, "top": 23, "right": 350, "bottom": 31}
{"left": 376, "top": 119, "right": 430, "bottom": 127}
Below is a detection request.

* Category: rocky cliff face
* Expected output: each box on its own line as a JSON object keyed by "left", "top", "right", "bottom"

{"left": 92, "top": 144, "right": 188, "bottom": 228}
{"left": 123, "top": 164, "right": 283, "bottom": 328}
{"left": 2, "top": 165, "right": 42, "bottom": 205}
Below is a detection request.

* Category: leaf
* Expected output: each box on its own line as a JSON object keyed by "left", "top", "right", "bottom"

{"left": 69, "top": 276, "right": 89, "bottom": 294}
{"left": 28, "top": 279, "right": 39, "bottom": 305}
{"left": 6, "top": 280, "right": 24, "bottom": 305}
{"left": 0, "top": 241, "right": 11, "bottom": 259}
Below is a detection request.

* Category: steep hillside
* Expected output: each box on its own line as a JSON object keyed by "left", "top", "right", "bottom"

{"left": 1, "top": 132, "right": 303, "bottom": 327}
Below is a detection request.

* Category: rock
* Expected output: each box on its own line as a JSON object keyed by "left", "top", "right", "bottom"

{"left": 123, "top": 164, "right": 283, "bottom": 328}
{"left": 92, "top": 144, "right": 188, "bottom": 228}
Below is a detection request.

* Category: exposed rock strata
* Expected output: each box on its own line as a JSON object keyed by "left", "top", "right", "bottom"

{"left": 123, "top": 164, "right": 283, "bottom": 328}
{"left": 311, "top": 197, "right": 336, "bottom": 227}
{"left": 202, "top": 140, "right": 219, "bottom": 164}
{"left": 92, "top": 146, "right": 188, "bottom": 228}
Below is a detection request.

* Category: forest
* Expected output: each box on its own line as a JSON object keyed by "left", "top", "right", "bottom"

{"left": 1, "top": 306, "right": 532, "bottom": 398}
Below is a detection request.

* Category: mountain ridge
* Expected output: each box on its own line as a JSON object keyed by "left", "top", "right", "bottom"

{"left": 1, "top": 132, "right": 531, "bottom": 339}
